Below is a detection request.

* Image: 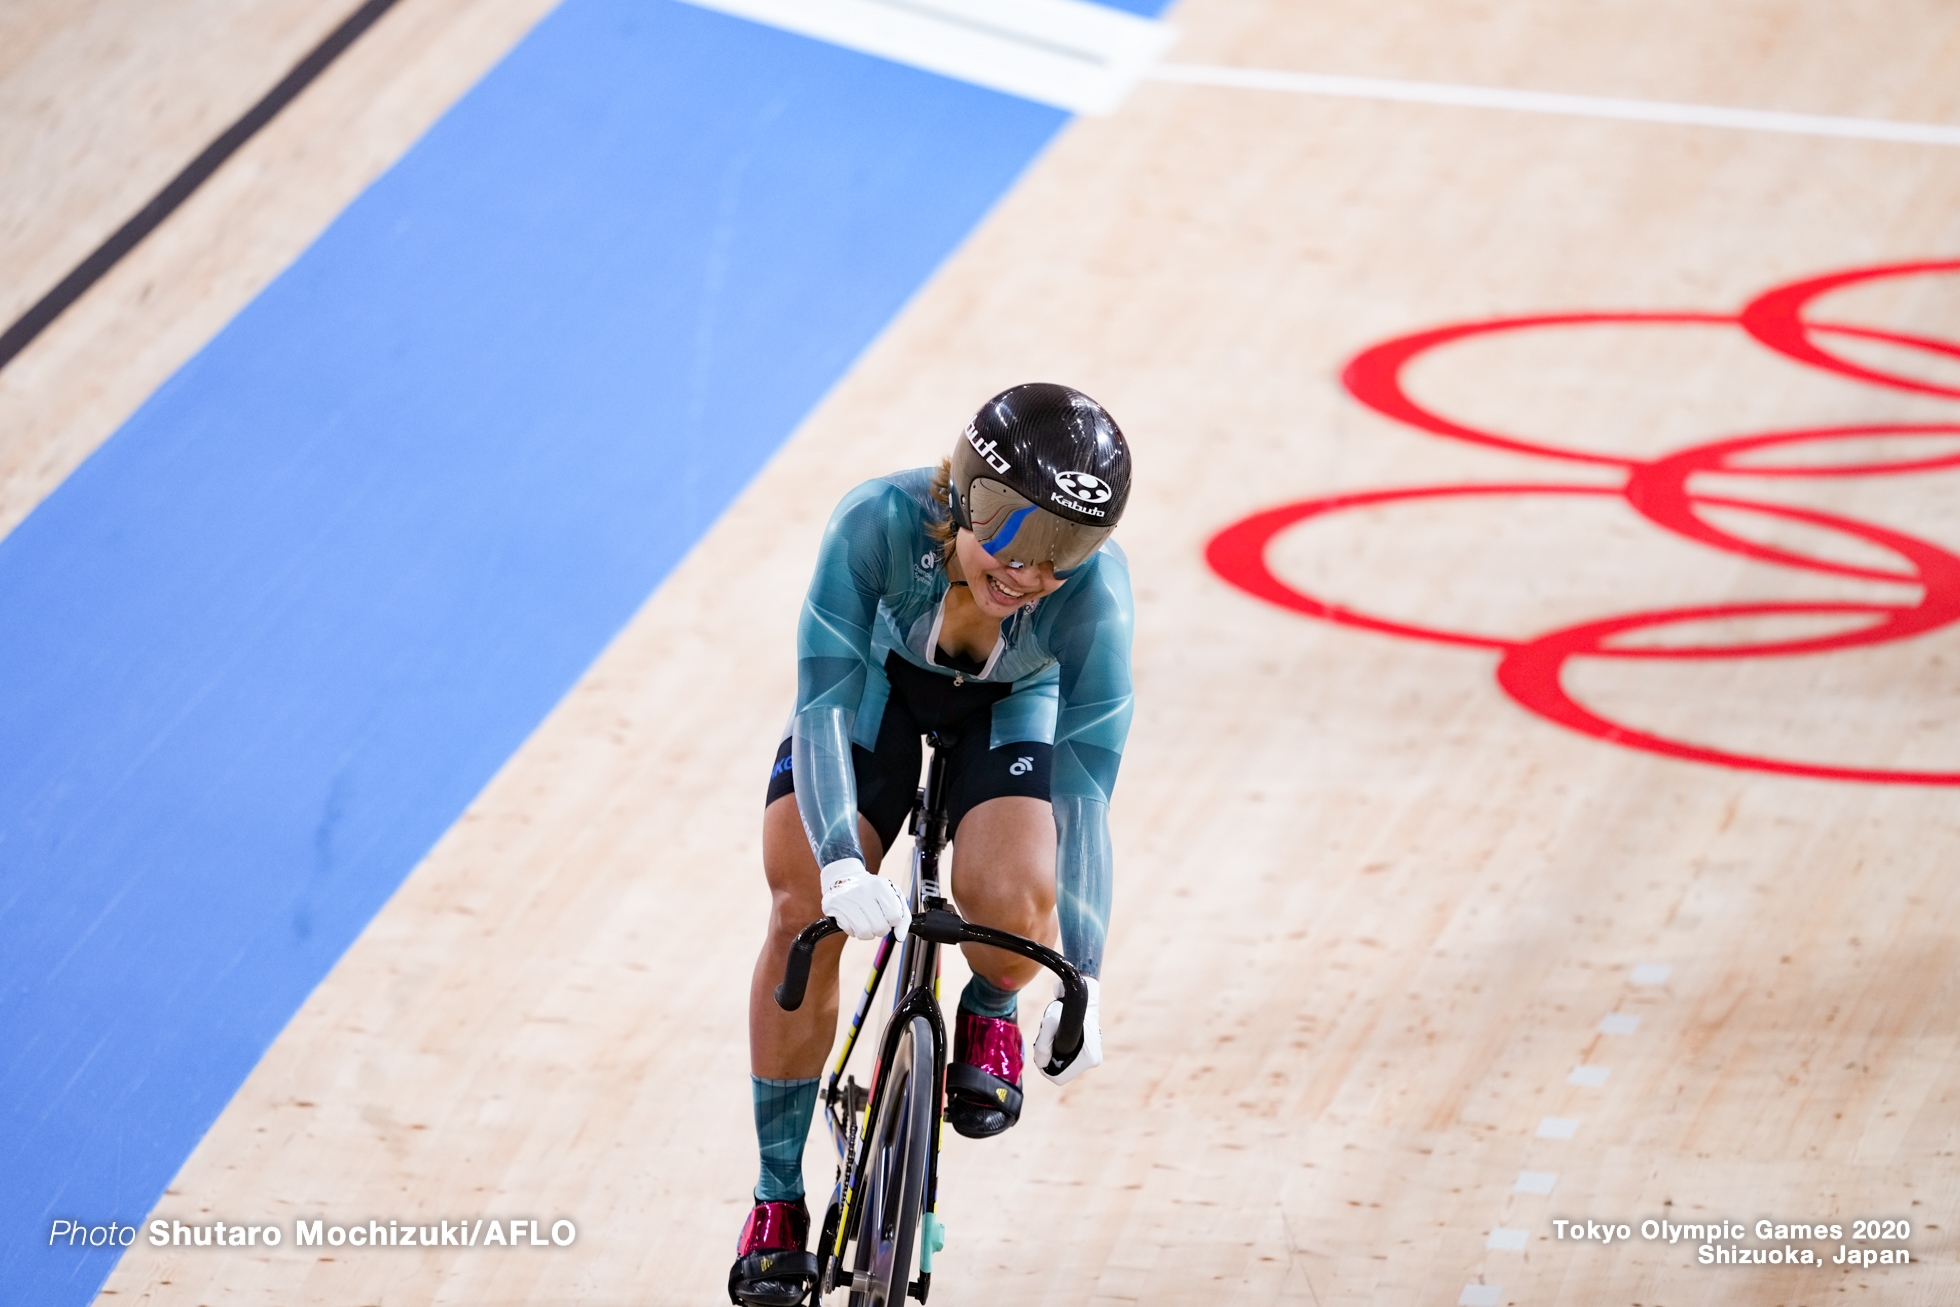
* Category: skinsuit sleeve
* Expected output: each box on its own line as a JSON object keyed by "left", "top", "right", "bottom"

{"left": 1047, "top": 546, "right": 1135, "bottom": 977}
{"left": 789, "top": 481, "right": 908, "bottom": 871}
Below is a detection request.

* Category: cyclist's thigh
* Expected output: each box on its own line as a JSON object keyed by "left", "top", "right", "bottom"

{"left": 762, "top": 795, "right": 886, "bottom": 901}
{"left": 950, "top": 797, "right": 1056, "bottom": 912}
{"left": 944, "top": 728, "right": 1053, "bottom": 843}
{"left": 944, "top": 730, "right": 1056, "bottom": 914}
{"left": 759, "top": 696, "right": 922, "bottom": 886}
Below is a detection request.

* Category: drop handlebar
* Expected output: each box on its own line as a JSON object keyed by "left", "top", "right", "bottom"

{"left": 774, "top": 908, "right": 1088, "bottom": 1074}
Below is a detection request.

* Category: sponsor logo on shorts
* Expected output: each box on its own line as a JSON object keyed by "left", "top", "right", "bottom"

{"left": 770, "top": 754, "right": 793, "bottom": 779}
{"left": 1009, "top": 756, "right": 1034, "bottom": 776}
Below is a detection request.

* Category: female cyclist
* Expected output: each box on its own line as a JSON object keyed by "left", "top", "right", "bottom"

{"left": 728, "top": 383, "right": 1136, "bottom": 1306}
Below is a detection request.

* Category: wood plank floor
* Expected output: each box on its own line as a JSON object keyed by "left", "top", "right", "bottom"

{"left": 0, "top": 0, "right": 559, "bottom": 541}
{"left": 8, "top": 0, "right": 1957, "bottom": 1303}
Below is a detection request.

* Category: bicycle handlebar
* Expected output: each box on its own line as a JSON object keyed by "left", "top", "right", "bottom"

{"left": 774, "top": 909, "right": 1089, "bottom": 1075}
{"left": 772, "top": 917, "right": 844, "bottom": 1012}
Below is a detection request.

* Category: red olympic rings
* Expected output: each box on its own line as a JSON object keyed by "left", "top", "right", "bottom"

{"left": 1206, "top": 259, "right": 1960, "bottom": 784}
{"left": 1740, "top": 260, "right": 1960, "bottom": 401}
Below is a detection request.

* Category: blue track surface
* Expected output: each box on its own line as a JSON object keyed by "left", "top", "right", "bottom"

{"left": 0, "top": 0, "right": 1163, "bottom": 1299}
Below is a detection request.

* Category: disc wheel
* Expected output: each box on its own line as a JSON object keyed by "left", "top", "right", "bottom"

{"left": 848, "top": 1015, "right": 932, "bottom": 1307}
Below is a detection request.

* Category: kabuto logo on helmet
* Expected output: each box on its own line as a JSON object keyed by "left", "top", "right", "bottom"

{"left": 1053, "top": 470, "right": 1112, "bottom": 503}
{"left": 964, "top": 420, "right": 1011, "bottom": 475}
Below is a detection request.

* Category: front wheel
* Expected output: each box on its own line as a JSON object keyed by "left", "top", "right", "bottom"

{"left": 847, "top": 1015, "right": 932, "bottom": 1306}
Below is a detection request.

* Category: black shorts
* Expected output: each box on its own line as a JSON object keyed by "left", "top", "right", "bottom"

{"left": 766, "top": 651, "right": 1053, "bottom": 857}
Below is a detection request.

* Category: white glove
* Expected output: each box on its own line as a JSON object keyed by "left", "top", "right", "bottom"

{"left": 1032, "top": 976, "right": 1102, "bottom": 1085}
{"left": 819, "top": 858, "right": 910, "bottom": 942}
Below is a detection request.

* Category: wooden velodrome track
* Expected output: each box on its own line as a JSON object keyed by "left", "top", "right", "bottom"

{"left": 6, "top": 1, "right": 1960, "bottom": 1304}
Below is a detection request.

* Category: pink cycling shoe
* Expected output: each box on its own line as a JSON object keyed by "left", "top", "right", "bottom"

{"left": 944, "top": 1011, "right": 1024, "bottom": 1139}
{"left": 727, "top": 1197, "right": 816, "bottom": 1306}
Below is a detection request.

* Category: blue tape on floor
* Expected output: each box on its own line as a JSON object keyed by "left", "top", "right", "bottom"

{"left": 0, "top": 0, "right": 1192, "bottom": 1295}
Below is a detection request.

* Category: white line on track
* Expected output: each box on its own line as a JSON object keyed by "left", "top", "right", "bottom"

{"left": 677, "top": 0, "right": 1175, "bottom": 113}
{"left": 677, "top": 0, "right": 1959, "bottom": 144}
{"left": 1147, "top": 64, "right": 1960, "bottom": 146}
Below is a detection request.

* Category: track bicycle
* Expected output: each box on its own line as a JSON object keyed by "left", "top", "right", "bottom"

{"left": 774, "top": 732, "right": 1090, "bottom": 1306}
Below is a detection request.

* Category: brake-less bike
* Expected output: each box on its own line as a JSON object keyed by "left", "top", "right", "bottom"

{"left": 774, "top": 732, "right": 1089, "bottom": 1305}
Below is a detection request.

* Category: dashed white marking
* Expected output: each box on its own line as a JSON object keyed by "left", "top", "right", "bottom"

{"left": 1475, "top": 966, "right": 1664, "bottom": 1292}
{"left": 678, "top": 0, "right": 1178, "bottom": 114}
{"left": 1145, "top": 63, "right": 1960, "bottom": 146}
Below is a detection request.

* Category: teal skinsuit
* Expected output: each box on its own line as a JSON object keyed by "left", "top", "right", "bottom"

{"left": 789, "top": 468, "right": 1134, "bottom": 976}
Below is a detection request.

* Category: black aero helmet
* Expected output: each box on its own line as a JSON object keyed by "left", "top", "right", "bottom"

{"left": 950, "top": 383, "right": 1131, "bottom": 573}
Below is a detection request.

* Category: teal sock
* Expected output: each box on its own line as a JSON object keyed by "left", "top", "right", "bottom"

{"left": 752, "top": 1075, "right": 819, "bottom": 1203}
{"left": 959, "top": 973, "right": 1019, "bottom": 1019}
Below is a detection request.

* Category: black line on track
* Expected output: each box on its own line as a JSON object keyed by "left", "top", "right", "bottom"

{"left": 0, "top": 0, "right": 406, "bottom": 375}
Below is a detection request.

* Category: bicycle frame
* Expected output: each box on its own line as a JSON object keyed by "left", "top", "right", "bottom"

{"left": 775, "top": 733, "right": 1091, "bottom": 1304}
{"left": 828, "top": 735, "right": 952, "bottom": 1302}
